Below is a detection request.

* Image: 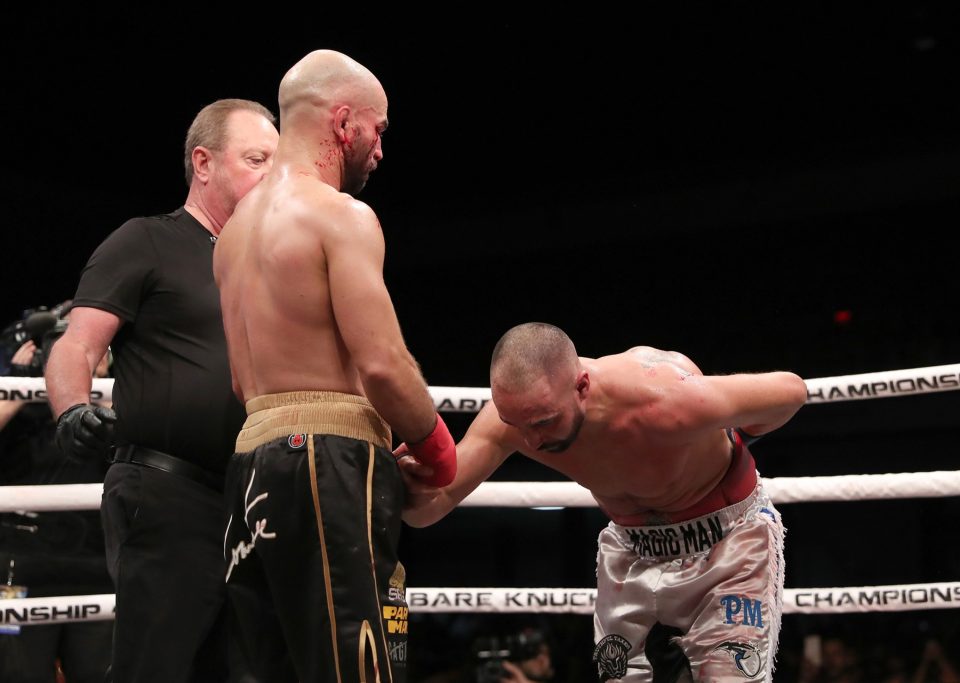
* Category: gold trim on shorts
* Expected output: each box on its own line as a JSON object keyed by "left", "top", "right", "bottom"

{"left": 308, "top": 436, "right": 343, "bottom": 682}
{"left": 358, "top": 620, "right": 380, "bottom": 683}
{"left": 235, "top": 391, "right": 391, "bottom": 452}
{"left": 365, "top": 443, "right": 393, "bottom": 683}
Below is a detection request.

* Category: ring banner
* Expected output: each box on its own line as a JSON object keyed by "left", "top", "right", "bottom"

{"left": 6, "top": 584, "right": 960, "bottom": 625}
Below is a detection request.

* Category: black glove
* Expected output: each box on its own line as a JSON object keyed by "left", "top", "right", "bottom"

{"left": 55, "top": 403, "right": 117, "bottom": 460}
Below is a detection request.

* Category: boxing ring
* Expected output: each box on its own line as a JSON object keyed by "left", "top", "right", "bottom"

{"left": 1, "top": 364, "right": 959, "bottom": 626}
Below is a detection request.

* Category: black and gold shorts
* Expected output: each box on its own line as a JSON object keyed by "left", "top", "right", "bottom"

{"left": 224, "top": 391, "right": 407, "bottom": 683}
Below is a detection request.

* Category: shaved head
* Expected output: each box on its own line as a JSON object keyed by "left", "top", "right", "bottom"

{"left": 276, "top": 49, "right": 388, "bottom": 195}
{"left": 490, "top": 323, "right": 579, "bottom": 393}
{"left": 491, "top": 323, "right": 586, "bottom": 453}
{"left": 279, "top": 49, "right": 385, "bottom": 121}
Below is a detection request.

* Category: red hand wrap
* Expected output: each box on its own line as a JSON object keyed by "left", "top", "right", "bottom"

{"left": 407, "top": 414, "right": 457, "bottom": 486}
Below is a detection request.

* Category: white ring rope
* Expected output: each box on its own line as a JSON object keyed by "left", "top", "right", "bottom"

{"left": 4, "top": 583, "right": 960, "bottom": 626}
{"left": 2, "top": 363, "right": 960, "bottom": 407}
{"left": 410, "top": 583, "right": 960, "bottom": 615}
{"left": 803, "top": 363, "right": 960, "bottom": 403}
{"left": 2, "top": 483, "right": 103, "bottom": 512}
{"left": 0, "top": 377, "right": 113, "bottom": 403}
{"left": 4, "top": 471, "right": 959, "bottom": 513}
{"left": 460, "top": 472, "right": 960, "bottom": 507}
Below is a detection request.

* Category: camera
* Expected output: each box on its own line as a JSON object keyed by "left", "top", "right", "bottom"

{"left": 0, "top": 303, "right": 71, "bottom": 377}
{"left": 471, "top": 629, "right": 546, "bottom": 683}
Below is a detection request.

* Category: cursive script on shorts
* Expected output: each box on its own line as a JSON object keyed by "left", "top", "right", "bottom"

{"left": 225, "top": 468, "right": 277, "bottom": 582}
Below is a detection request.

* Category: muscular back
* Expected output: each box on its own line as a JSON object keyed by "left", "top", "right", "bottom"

{"left": 214, "top": 173, "right": 366, "bottom": 402}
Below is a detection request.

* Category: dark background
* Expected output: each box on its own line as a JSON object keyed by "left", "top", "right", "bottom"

{"left": 4, "top": 4, "right": 960, "bottom": 679}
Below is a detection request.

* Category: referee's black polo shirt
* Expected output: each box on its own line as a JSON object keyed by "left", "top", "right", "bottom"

{"left": 71, "top": 208, "right": 245, "bottom": 472}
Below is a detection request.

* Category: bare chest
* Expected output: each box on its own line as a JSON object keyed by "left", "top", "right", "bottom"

{"left": 526, "top": 425, "right": 730, "bottom": 514}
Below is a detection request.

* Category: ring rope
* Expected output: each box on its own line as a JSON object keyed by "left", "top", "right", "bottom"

{"left": 4, "top": 471, "right": 959, "bottom": 513}
{"left": 4, "top": 582, "right": 959, "bottom": 627}
{"left": 410, "top": 583, "right": 960, "bottom": 615}
{"left": 2, "top": 362, "right": 960, "bottom": 407}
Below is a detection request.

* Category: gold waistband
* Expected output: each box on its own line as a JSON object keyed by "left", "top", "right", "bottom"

{"left": 236, "top": 391, "right": 391, "bottom": 452}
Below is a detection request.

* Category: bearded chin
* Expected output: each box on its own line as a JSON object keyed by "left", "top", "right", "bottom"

{"left": 342, "top": 174, "right": 366, "bottom": 196}
{"left": 342, "top": 147, "right": 371, "bottom": 196}
{"left": 541, "top": 409, "right": 585, "bottom": 453}
{"left": 341, "top": 162, "right": 367, "bottom": 196}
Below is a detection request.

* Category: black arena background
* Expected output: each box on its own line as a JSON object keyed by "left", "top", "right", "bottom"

{"left": 5, "top": 5, "right": 960, "bottom": 679}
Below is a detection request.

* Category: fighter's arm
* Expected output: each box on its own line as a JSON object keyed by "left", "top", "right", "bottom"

{"left": 402, "top": 402, "right": 519, "bottom": 527}
{"left": 645, "top": 369, "right": 808, "bottom": 442}
{"left": 325, "top": 200, "right": 437, "bottom": 443}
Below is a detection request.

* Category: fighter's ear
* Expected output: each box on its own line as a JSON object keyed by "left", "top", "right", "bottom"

{"left": 576, "top": 370, "right": 590, "bottom": 398}
{"left": 333, "top": 105, "right": 352, "bottom": 143}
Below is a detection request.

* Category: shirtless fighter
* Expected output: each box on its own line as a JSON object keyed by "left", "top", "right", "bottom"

{"left": 214, "top": 50, "right": 456, "bottom": 682}
{"left": 401, "top": 322, "right": 807, "bottom": 683}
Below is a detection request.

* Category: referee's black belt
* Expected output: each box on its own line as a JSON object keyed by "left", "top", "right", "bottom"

{"left": 111, "top": 445, "right": 224, "bottom": 493}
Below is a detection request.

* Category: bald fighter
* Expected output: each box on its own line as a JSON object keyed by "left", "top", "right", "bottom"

{"left": 401, "top": 323, "right": 808, "bottom": 683}
{"left": 214, "top": 50, "right": 455, "bottom": 683}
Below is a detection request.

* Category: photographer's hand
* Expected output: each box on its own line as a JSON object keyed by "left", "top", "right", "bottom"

{"left": 8, "top": 340, "right": 38, "bottom": 376}
{"left": 11, "top": 340, "right": 37, "bottom": 366}
{"left": 500, "top": 660, "right": 534, "bottom": 683}
{"left": 0, "top": 342, "right": 36, "bottom": 430}
{"left": 55, "top": 403, "right": 117, "bottom": 460}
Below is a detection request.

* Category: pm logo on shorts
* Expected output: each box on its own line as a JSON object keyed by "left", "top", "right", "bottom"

{"left": 593, "top": 634, "right": 631, "bottom": 681}
{"left": 713, "top": 641, "right": 764, "bottom": 679}
{"left": 288, "top": 433, "right": 307, "bottom": 449}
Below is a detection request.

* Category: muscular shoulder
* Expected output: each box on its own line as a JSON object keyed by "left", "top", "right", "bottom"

{"left": 591, "top": 348, "right": 700, "bottom": 391}
{"left": 328, "top": 197, "right": 381, "bottom": 240}
{"left": 590, "top": 349, "right": 709, "bottom": 432}
{"left": 287, "top": 180, "right": 382, "bottom": 244}
{"left": 624, "top": 346, "right": 702, "bottom": 375}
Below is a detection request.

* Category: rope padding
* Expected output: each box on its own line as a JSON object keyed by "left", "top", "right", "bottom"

{"left": 4, "top": 583, "right": 959, "bottom": 625}
{"left": 3, "top": 471, "right": 959, "bottom": 513}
